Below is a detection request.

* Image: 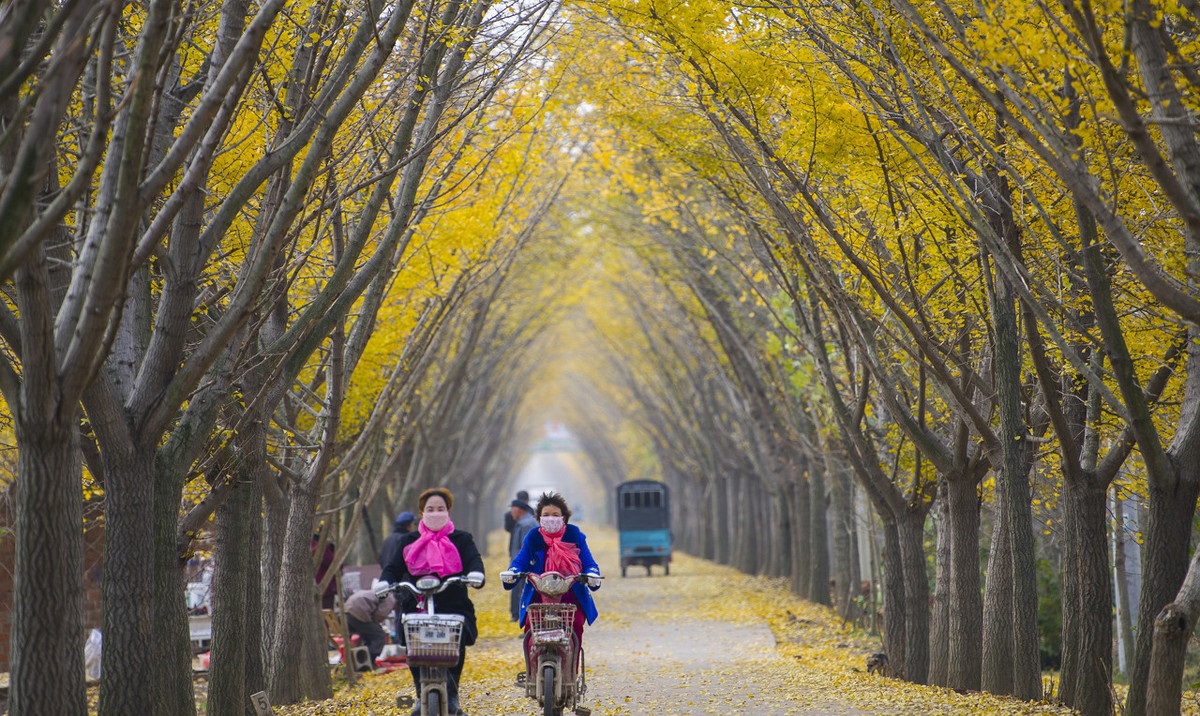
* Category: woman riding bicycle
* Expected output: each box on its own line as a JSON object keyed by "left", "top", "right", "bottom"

{"left": 503, "top": 492, "right": 602, "bottom": 666}
{"left": 381, "top": 487, "right": 484, "bottom": 716}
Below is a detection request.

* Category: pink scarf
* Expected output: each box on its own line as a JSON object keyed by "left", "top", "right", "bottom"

{"left": 403, "top": 520, "right": 462, "bottom": 577}
{"left": 542, "top": 526, "right": 581, "bottom": 574}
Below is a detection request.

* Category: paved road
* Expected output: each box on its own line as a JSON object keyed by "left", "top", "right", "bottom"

{"left": 462, "top": 530, "right": 875, "bottom": 715}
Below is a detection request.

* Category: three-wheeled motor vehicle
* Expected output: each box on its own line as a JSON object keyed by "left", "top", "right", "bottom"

{"left": 616, "top": 480, "right": 672, "bottom": 577}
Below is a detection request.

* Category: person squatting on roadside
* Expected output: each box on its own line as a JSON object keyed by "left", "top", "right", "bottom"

{"left": 502, "top": 492, "right": 602, "bottom": 670}
{"left": 508, "top": 498, "right": 538, "bottom": 621}
{"left": 343, "top": 582, "right": 396, "bottom": 669}
{"left": 381, "top": 488, "right": 484, "bottom": 716}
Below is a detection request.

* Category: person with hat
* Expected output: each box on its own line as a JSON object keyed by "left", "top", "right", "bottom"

{"left": 507, "top": 497, "right": 538, "bottom": 621}
{"left": 503, "top": 489, "right": 531, "bottom": 534}
{"left": 381, "top": 487, "right": 485, "bottom": 716}
{"left": 379, "top": 510, "right": 417, "bottom": 640}
{"left": 379, "top": 510, "right": 417, "bottom": 571}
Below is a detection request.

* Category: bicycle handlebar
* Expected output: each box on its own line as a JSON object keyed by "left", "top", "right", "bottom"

{"left": 376, "top": 572, "right": 484, "bottom": 599}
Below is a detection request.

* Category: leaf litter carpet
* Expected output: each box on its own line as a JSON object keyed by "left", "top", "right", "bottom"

{"left": 272, "top": 525, "right": 1099, "bottom": 716}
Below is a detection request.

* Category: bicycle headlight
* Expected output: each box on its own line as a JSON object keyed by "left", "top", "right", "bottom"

{"left": 416, "top": 575, "right": 440, "bottom": 590}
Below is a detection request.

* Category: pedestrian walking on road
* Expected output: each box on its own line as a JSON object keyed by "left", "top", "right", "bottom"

{"left": 508, "top": 498, "right": 538, "bottom": 621}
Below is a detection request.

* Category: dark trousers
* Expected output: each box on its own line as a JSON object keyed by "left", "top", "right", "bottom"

{"left": 346, "top": 614, "right": 388, "bottom": 663}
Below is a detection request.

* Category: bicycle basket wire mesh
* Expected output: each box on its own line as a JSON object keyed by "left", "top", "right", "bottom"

{"left": 403, "top": 613, "right": 465, "bottom": 666}
{"left": 528, "top": 603, "right": 576, "bottom": 645}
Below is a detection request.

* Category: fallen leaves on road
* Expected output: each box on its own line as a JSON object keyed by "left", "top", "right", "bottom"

{"left": 271, "top": 527, "right": 1190, "bottom": 716}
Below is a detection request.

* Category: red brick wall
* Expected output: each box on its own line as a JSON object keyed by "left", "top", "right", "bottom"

{"left": 0, "top": 508, "right": 105, "bottom": 673}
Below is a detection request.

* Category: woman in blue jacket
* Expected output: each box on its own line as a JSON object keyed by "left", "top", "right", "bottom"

{"left": 502, "top": 492, "right": 602, "bottom": 661}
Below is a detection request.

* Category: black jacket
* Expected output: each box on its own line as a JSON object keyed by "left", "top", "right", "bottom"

{"left": 380, "top": 529, "right": 485, "bottom": 643}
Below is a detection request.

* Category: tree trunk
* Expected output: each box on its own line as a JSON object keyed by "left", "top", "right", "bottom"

{"left": 1062, "top": 478, "right": 1113, "bottom": 716}
{"left": 981, "top": 500, "right": 1014, "bottom": 695}
{"left": 880, "top": 518, "right": 907, "bottom": 679}
{"left": 98, "top": 448, "right": 156, "bottom": 716}
{"left": 9, "top": 413, "right": 86, "bottom": 716}
{"left": 1145, "top": 542, "right": 1200, "bottom": 716}
{"left": 808, "top": 464, "right": 830, "bottom": 605}
{"left": 929, "top": 480, "right": 951, "bottom": 687}
{"left": 151, "top": 466, "right": 196, "bottom": 716}
{"left": 775, "top": 478, "right": 793, "bottom": 579}
{"left": 946, "top": 473, "right": 982, "bottom": 692}
{"left": 1129, "top": 478, "right": 1200, "bottom": 715}
{"left": 793, "top": 474, "right": 812, "bottom": 597}
{"left": 898, "top": 510, "right": 929, "bottom": 684}
{"left": 267, "top": 482, "right": 333, "bottom": 704}
{"left": 1059, "top": 478, "right": 1080, "bottom": 705}
{"left": 829, "top": 462, "right": 858, "bottom": 621}
{"left": 209, "top": 474, "right": 255, "bottom": 716}
{"left": 1112, "top": 490, "right": 1136, "bottom": 678}
{"left": 714, "top": 476, "right": 730, "bottom": 564}
{"left": 988, "top": 243, "right": 1042, "bottom": 701}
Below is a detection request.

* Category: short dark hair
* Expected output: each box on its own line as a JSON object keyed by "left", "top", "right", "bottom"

{"left": 535, "top": 492, "right": 571, "bottom": 521}
{"left": 418, "top": 487, "right": 454, "bottom": 511}
{"left": 516, "top": 490, "right": 529, "bottom": 501}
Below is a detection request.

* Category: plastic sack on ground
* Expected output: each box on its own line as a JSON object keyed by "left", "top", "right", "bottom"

{"left": 84, "top": 628, "right": 102, "bottom": 680}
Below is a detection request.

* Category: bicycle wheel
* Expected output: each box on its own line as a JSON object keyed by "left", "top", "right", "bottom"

{"left": 425, "top": 689, "right": 441, "bottom": 716}
{"left": 542, "top": 664, "right": 557, "bottom": 716}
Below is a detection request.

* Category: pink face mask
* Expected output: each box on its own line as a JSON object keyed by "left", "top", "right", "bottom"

{"left": 423, "top": 512, "right": 450, "bottom": 532}
{"left": 540, "top": 516, "right": 564, "bottom": 534}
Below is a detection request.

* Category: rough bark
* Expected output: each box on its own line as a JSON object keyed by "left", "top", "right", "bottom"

{"left": 1130, "top": 479, "right": 1200, "bottom": 715}
{"left": 209, "top": 472, "right": 254, "bottom": 716}
{"left": 880, "top": 519, "right": 908, "bottom": 680}
{"left": 152, "top": 464, "right": 197, "bottom": 716}
{"left": 929, "top": 481, "right": 951, "bottom": 687}
{"left": 897, "top": 510, "right": 929, "bottom": 684}
{"left": 9, "top": 396, "right": 86, "bottom": 716}
{"left": 266, "top": 483, "right": 333, "bottom": 703}
{"left": 981, "top": 502, "right": 1014, "bottom": 696}
{"left": 97, "top": 448, "right": 157, "bottom": 716}
{"left": 946, "top": 474, "right": 982, "bottom": 691}
{"left": 1145, "top": 544, "right": 1200, "bottom": 716}
{"left": 1066, "top": 481, "right": 1112, "bottom": 716}
{"left": 829, "top": 461, "right": 858, "bottom": 621}
{"left": 986, "top": 187, "right": 1042, "bottom": 701}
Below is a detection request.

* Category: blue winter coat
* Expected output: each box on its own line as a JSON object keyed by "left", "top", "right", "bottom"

{"left": 505, "top": 523, "right": 601, "bottom": 626}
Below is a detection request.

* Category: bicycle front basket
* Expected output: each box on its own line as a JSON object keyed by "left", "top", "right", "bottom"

{"left": 528, "top": 603, "right": 575, "bottom": 646}
{"left": 402, "top": 613, "right": 465, "bottom": 666}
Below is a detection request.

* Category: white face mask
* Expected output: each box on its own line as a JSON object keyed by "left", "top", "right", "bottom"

{"left": 540, "top": 515, "right": 564, "bottom": 534}
{"left": 423, "top": 512, "right": 450, "bottom": 531}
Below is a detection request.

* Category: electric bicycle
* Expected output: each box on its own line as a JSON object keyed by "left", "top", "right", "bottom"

{"left": 377, "top": 572, "right": 483, "bottom": 716}
{"left": 502, "top": 570, "right": 600, "bottom": 716}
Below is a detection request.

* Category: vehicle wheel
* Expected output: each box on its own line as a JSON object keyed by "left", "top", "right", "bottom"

{"left": 425, "top": 689, "right": 440, "bottom": 716}
{"left": 543, "top": 664, "right": 557, "bottom": 716}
